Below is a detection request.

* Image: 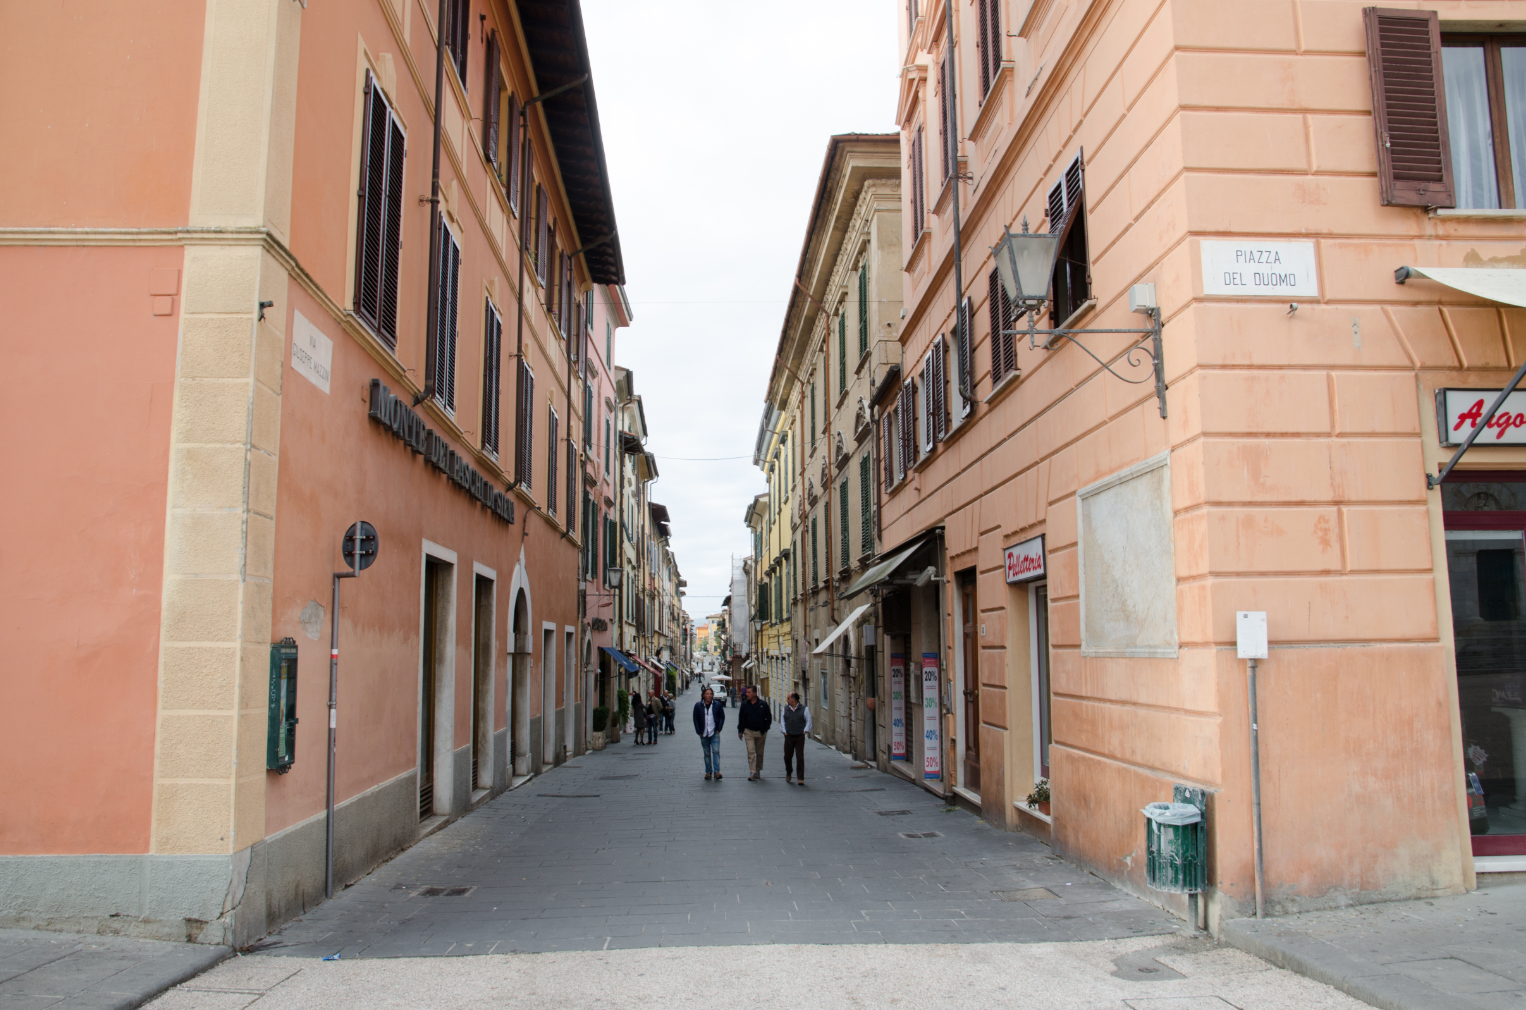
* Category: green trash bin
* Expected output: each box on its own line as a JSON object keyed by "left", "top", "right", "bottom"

{"left": 1143, "top": 801, "right": 1205, "bottom": 894}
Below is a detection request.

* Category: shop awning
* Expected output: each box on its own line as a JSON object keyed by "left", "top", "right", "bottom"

{"left": 841, "top": 541, "right": 923, "bottom": 600}
{"left": 600, "top": 647, "right": 639, "bottom": 674}
{"left": 741, "top": 659, "right": 755, "bottom": 671}
{"left": 812, "top": 603, "right": 873, "bottom": 655}
{"left": 1396, "top": 266, "right": 1526, "bottom": 307}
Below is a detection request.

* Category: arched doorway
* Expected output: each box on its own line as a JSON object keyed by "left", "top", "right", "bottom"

{"left": 511, "top": 590, "right": 531, "bottom": 778}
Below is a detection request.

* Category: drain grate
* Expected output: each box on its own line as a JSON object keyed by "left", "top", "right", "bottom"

{"left": 416, "top": 886, "right": 475, "bottom": 897}
{"left": 537, "top": 793, "right": 601, "bottom": 798}
{"left": 900, "top": 831, "right": 942, "bottom": 839}
{"left": 995, "top": 887, "right": 1057, "bottom": 901}
{"left": 876, "top": 809, "right": 913, "bottom": 816}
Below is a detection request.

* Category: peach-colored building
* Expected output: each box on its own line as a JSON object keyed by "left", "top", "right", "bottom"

{"left": 0, "top": 0, "right": 627, "bottom": 944}
{"left": 872, "top": 0, "right": 1526, "bottom": 930}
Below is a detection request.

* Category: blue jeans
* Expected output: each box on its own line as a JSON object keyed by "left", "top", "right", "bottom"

{"left": 700, "top": 733, "right": 721, "bottom": 774}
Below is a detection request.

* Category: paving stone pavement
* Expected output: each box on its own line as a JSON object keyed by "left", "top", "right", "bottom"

{"left": 1224, "top": 881, "right": 1526, "bottom": 1010}
{"left": 0, "top": 928, "right": 229, "bottom": 1010}
{"left": 253, "top": 689, "right": 1180, "bottom": 956}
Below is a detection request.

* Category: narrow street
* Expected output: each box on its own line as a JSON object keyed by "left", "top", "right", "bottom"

{"left": 136, "top": 688, "right": 1369, "bottom": 1008}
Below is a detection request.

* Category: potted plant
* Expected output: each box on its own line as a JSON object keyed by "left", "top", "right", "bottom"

{"left": 614, "top": 693, "right": 629, "bottom": 742}
{"left": 1026, "top": 778, "right": 1051, "bottom": 816}
{"left": 591, "top": 706, "right": 609, "bottom": 751}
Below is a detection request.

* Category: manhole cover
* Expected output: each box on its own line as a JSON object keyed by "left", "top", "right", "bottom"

{"left": 537, "top": 794, "right": 601, "bottom": 798}
{"left": 876, "top": 809, "right": 913, "bottom": 816}
{"left": 995, "top": 887, "right": 1057, "bottom": 901}
{"left": 900, "top": 831, "right": 942, "bottom": 839}
{"left": 599, "top": 775, "right": 640, "bottom": 780}
{"left": 416, "top": 886, "right": 475, "bottom": 897}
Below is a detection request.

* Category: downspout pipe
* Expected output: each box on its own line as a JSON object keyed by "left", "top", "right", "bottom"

{"left": 943, "top": 4, "right": 968, "bottom": 400}
{"left": 413, "top": 0, "right": 450, "bottom": 408}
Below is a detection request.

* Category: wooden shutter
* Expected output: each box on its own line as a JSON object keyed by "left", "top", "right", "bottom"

{"left": 1363, "top": 8, "right": 1454, "bottom": 207}
{"left": 355, "top": 74, "right": 405, "bottom": 346}
{"left": 482, "top": 300, "right": 502, "bottom": 455}
{"left": 547, "top": 408, "right": 559, "bottom": 514}
{"left": 930, "top": 341, "right": 947, "bottom": 442}
{"left": 535, "top": 185, "right": 549, "bottom": 283}
{"left": 859, "top": 454, "right": 873, "bottom": 554}
{"left": 507, "top": 95, "right": 521, "bottom": 210}
{"left": 519, "top": 362, "right": 534, "bottom": 489}
{"left": 450, "top": 0, "right": 470, "bottom": 83}
{"left": 567, "top": 441, "right": 577, "bottom": 531}
{"left": 883, "top": 415, "right": 895, "bottom": 491}
{"left": 838, "top": 313, "right": 847, "bottom": 392}
{"left": 839, "top": 479, "right": 850, "bottom": 569}
{"left": 978, "top": 0, "right": 992, "bottom": 97}
{"left": 811, "top": 515, "right": 819, "bottom": 585}
{"left": 436, "top": 223, "right": 460, "bottom": 413}
{"left": 483, "top": 32, "right": 500, "bottom": 168}
{"left": 858, "top": 265, "right": 869, "bottom": 358}
{"left": 938, "top": 60, "right": 950, "bottom": 182}
{"left": 988, "top": 0, "right": 1001, "bottom": 90}
{"left": 989, "top": 269, "right": 1018, "bottom": 386}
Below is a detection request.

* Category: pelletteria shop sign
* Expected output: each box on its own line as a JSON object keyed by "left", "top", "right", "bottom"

{"left": 368, "top": 379, "right": 516, "bottom": 524}
{"left": 1004, "top": 534, "right": 1046, "bottom": 583}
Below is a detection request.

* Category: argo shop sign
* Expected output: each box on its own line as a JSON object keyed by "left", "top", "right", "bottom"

{"left": 1004, "top": 534, "right": 1046, "bottom": 584}
{"left": 1438, "top": 388, "right": 1526, "bottom": 446}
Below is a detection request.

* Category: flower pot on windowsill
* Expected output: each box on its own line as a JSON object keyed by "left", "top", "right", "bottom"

{"left": 1036, "top": 800, "right": 1050, "bottom": 816}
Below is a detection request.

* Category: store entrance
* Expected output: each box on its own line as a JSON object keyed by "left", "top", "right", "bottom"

{"left": 1444, "top": 475, "right": 1526, "bottom": 856}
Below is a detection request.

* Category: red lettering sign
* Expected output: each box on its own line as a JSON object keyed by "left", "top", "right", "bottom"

{"left": 1004, "top": 535, "right": 1046, "bottom": 584}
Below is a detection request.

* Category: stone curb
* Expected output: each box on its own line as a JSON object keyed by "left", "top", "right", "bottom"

{"left": 104, "top": 942, "right": 234, "bottom": 1010}
{"left": 1221, "top": 918, "right": 1477, "bottom": 1010}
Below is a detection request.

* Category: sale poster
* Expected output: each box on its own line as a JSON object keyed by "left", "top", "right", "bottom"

{"left": 890, "top": 654, "right": 906, "bottom": 760}
{"left": 922, "top": 653, "right": 941, "bottom": 779}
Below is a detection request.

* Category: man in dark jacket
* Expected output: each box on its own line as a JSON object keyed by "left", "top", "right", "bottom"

{"left": 693, "top": 687, "right": 726, "bottom": 780}
{"left": 736, "top": 685, "right": 774, "bottom": 781}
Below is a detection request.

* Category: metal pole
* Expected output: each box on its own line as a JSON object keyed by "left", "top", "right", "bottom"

{"left": 325, "top": 530, "right": 360, "bottom": 900}
{"left": 943, "top": 5, "right": 967, "bottom": 401}
{"left": 1247, "top": 657, "right": 1266, "bottom": 919}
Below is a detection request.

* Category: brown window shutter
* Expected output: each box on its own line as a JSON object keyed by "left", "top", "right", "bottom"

{"left": 1363, "top": 8, "right": 1454, "bottom": 207}
{"left": 519, "top": 363, "right": 534, "bottom": 489}
{"left": 435, "top": 225, "right": 460, "bottom": 413}
{"left": 507, "top": 95, "right": 521, "bottom": 209}
{"left": 978, "top": 0, "right": 991, "bottom": 97}
{"left": 483, "top": 32, "right": 500, "bottom": 168}
{"left": 482, "top": 301, "right": 501, "bottom": 455}
{"left": 988, "top": 270, "right": 1004, "bottom": 386}
{"left": 988, "top": 0, "right": 1001, "bottom": 88}
{"left": 883, "top": 415, "right": 894, "bottom": 491}
{"left": 536, "top": 186, "right": 549, "bottom": 283}
{"left": 938, "top": 60, "right": 950, "bottom": 182}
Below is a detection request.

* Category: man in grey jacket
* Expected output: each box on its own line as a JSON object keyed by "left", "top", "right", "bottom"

{"left": 779, "top": 692, "right": 812, "bottom": 785}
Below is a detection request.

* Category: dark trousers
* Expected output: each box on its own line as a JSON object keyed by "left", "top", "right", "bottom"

{"left": 783, "top": 733, "right": 805, "bottom": 780}
{"left": 646, "top": 719, "right": 658, "bottom": 744}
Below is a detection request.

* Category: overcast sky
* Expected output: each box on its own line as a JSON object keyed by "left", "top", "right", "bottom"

{"left": 582, "top": 0, "right": 900, "bottom": 623}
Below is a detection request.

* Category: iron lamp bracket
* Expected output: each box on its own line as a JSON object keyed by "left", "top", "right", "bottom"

{"left": 1002, "top": 305, "right": 1168, "bottom": 418}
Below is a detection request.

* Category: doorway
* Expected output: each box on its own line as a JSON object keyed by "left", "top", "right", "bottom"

{"left": 564, "top": 628, "right": 575, "bottom": 758}
{"left": 511, "top": 590, "right": 530, "bottom": 778}
{"left": 471, "top": 574, "right": 494, "bottom": 792}
{"left": 420, "top": 557, "right": 453, "bottom": 820}
{"left": 958, "top": 570, "right": 980, "bottom": 795}
{"left": 542, "top": 626, "right": 556, "bottom": 766}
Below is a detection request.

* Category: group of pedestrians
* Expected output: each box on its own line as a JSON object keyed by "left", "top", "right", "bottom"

{"left": 692, "top": 684, "right": 813, "bottom": 784}
{"left": 629, "top": 687, "right": 675, "bottom": 745}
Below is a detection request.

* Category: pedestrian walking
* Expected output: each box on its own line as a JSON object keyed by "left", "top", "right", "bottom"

{"left": 646, "top": 690, "right": 662, "bottom": 745}
{"left": 630, "top": 689, "right": 646, "bottom": 745}
{"left": 778, "top": 691, "right": 811, "bottom": 785}
{"left": 693, "top": 687, "right": 726, "bottom": 780}
{"left": 662, "top": 692, "right": 676, "bottom": 734}
{"left": 736, "top": 685, "right": 773, "bottom": 781}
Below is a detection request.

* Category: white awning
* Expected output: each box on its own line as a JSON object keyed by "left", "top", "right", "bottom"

{"left": 740, "top": 659, "right": 755, "bottom": 671}
{"left": 841, "top": 542, "right": 923, "bottom": 599}
{"left": 812, "top": 603, "right": 873, "bottom": 656}
{"left": 1397, "top": 266, "right": 1526, "bottom": 308}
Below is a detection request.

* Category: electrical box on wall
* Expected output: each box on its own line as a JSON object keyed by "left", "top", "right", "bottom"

{"left": 267, "top": 638, "right": 299, "bottom": 773}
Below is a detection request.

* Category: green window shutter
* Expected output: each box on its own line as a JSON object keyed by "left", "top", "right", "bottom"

{"left": 838, "top": 314, "right": 847, "bottom": 393}
{"left": 859, "top": 454, "right": 873, "bottom": 554}
{"left": 810, "top": 384, "right": 816, "bottom": 447}
{"left": 858, "top": 265, "right": 869, "bottom": 358}
{"left": 811, "top": 516, "right": 819, "bottom": 585}
{"left": 839, "top": 479, "right": 850, "bottom": 569}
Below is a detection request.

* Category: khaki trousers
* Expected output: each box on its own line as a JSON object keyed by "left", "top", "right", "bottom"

{"left": 744, "top": 729, "right": 766, "bottom": 775}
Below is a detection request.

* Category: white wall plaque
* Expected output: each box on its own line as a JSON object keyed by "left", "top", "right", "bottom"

{"left": 291, "top": 309, "right": 333, "bottom": 393}
{"left": 1437, "top": 388, "right": 1526, "bottom": 446}
{"left": 1078, "top": 452, "right": 1178, "bottom": 658}
{"left": 1201, "top": 240, "right": 1319, "bottom": 297}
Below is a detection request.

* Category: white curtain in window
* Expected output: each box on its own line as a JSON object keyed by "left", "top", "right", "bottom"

{"left": 1443, "top": 46, "right": 1500, "bottom": 209}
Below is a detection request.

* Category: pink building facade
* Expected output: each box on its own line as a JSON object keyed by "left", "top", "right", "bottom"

{"left": 875, "top": 0, "right": 1526, "bottom": 930}
{"left": 1, "top": 0, "right": 625, "bottom": 945}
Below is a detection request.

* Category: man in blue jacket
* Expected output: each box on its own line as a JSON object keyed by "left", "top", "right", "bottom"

{"left": 693, "top": 686, "right": 726, "bottom": 780}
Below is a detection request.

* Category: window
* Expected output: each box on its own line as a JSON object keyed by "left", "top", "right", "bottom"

{"left": 354, "top": 73, "right": 405, "bottom": 346}
{"left": 584, "top": 381, "right": 594, "bottom": 447}
{"left": 977, "top": 0, "right": 1002, "bottom": 98}
{"left": 810, "top": 515, "right": 819, "bottom": 586}
{"left": 1443, "top": 36, "right": 1525, "bottom": 208}
{"left": 910, "top": 126, "right": 926, "bottom": 239}
{"left": 605, "top": 321, "right": 613, "bottom": 368}
{"left": 604, "top": 416, "right": 611, "bottom": 473}
{"left": 839, "top": 479, "right": 850, "bottom": 570}
{"left": 567, "top": 440, "right": 577, "bottom": 531}
{"left": 883, "top": 410, "right": 897, "bottom": 491}
{"left": 517, "top": 362, "right": 534, "bottom": 489}
{"left": 938, "top": 55, "right": 952, "bottom": 183}
{"left": 434, "top": 222, "right": 460, "bottom": 414}
{"left": 898, "top": 378, "right": 919, "bottom": 472}
{"left": 445, "top": 0, "right": 470, "bottom": 88}
{"left": 484, "top": 32, "right": 503, "bottom": 173}
{"left": 809, "top": 382, "right": 817, "bottom": 449}
{"left": 907, "top": 0, "right": 919, "bottom": 35}
{"left": 481, "top": 299, "right": 503, "bottom": 455}
{"left": 838, "top": 312, "right": 847, "bottom": 394}
{"left": 921, "top": 336, "right": 947, "bottom": 453}
{"left": 988, "top": 268, "right": 1018, "bottom": 387}
{"left": 857, "top": 264, "right": 869, "bottom": 359}
{"left": 1046, "top": 154, "right": 1090, "bottom": 326}
{"left": 546, "top": 407, "right": 559, "bottom": 515}
{"left": 534, "top": 185, "right": 550, "bottom": 283}
{"left": 859, "top": 453, "right": 873, "bottom": 555}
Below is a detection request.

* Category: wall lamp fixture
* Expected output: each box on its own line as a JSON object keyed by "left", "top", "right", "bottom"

{"left": 992, "top": 221, "right": 1168, "bottom": 418}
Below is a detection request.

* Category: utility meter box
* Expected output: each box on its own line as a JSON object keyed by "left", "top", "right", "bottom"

{"left": 267, "top": 638, "right": 299, "bottom": 773}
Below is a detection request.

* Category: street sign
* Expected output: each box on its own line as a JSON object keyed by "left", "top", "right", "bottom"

{"left": 342, "top": 521, "right": 379, "bottom": 571}
{"left": 1236, "top": 611, "right": 1268, "bottom": 660}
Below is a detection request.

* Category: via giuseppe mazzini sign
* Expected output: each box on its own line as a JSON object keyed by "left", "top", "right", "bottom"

{"left": 1200, "top": 240, "right": 1318, "bottom": 297}
{"left": 368, "top": 379, "right": 516, "bottom": 524}
{"left": 1438, "top": 388, "right": 1526, "bottom": 446}
{"left": 1004, "top": 534, "right": 1046, "bottom": 583}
